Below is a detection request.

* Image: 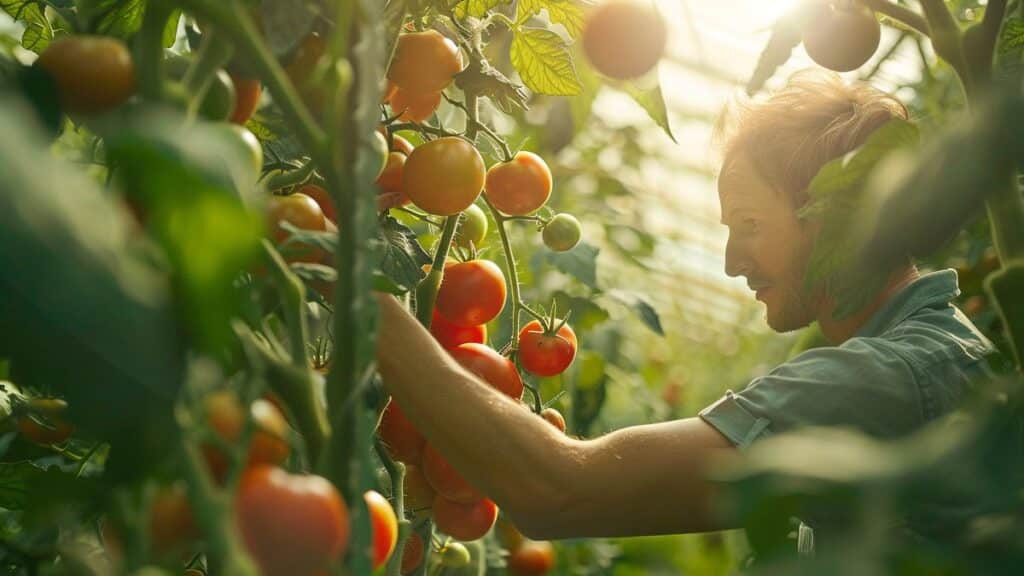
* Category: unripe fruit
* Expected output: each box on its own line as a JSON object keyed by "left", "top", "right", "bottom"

{"left": 454, "top": 204, "right": 488, "bottom": 249}
{"left": 542, "top": 214, "right": 582, "bottom": 252}
{"left": 802, "top": 1, "right": 880, "bottom": 72}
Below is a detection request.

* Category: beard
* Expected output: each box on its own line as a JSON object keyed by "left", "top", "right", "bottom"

{"left": 764, "top": 228, "right": 821, "bottom": 333}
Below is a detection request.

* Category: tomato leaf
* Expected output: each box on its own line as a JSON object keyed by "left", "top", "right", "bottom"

{"left": 518, "top": 0, "right": 586, "bottom": 39}
{"left": 79, "top": 0, "right": 144, "bottom": 39}
{"left": 544, "top": 241, "right": 599, "bottom": 290}
{"left": 995, "top": 16, "right": 1024, "bottom": 80}
{"left": 606, "top": 290, "right": 664, "bottom": 336}
{"left": 510, "top": 27, "right": 582, "bottom": 96}
{"left": 616, "top": 79, "right": 676, "bottom": 143}
{"left": 746, "top": 11, "right": 802, "bottom": 95}
{"left": 379, "top": 215, "right": 431, "bottom": 293}
{"left": 454, "top": 0, "right": 511, "bottom": 19}
{"left": 0, "top": 0, "right": 54, "bottom": 52}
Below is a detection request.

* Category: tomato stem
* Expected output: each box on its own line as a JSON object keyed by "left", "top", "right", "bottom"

{"left": 861, "top": 0, "right": 930, "bottom": 37}
{"left": 375, "top": 440, "right": 413, "bottom": 576}
{"left": 137, "top": 0, "right": 174, "bottom": 102}
{"left": 182, "top": 30, "right": 235, "bottom": 120}
{"left": 416, "top": 217, "right": 459, "bottom": 327}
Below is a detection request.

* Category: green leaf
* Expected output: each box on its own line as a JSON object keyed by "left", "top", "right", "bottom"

{"left": 379, "top": 215, "right": 430, "bottom": 293}
{"left": 0, "top": 1, "right": 54, "bottom": 53}
{"left": 995, "top": 16, "right": 1024, "bottom": 80}
{"left": 510, "top": 28, "right": 582, "bottom": 96}
{"left": 260, "top": 0, "right": 319, "bottom": 57}
{"left": 544, "top": 241, "right": 599, "bottom": 290}
{"left": 518, "top": 0, "right": 586, "bottom": 39}
{"left": 746, "top": 12, "right": 802, "bottom": 95}
{"left": 163, "top": 9, "right": 181, "bottom": 47}
{"left": 455, "top": 0, "right": 510, "bottom": 19}
{"left": 79, "top": 0, "right": 145, "bottom": 40}
{"left": 607, "top": 290, "right": 664, "bottom": 335}
{"left": 552, "top": 291, "right": 610, "bottom": 332}
{"left": 617, "top": 80, "right": 676, "bottom": 142}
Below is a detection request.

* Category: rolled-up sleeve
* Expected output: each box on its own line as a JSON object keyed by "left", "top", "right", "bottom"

{"left": 699, "top": 337, "right": 925, "bottom": 450}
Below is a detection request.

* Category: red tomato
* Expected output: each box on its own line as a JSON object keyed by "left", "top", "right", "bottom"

{"left": 435, "top": 260, "right": 506, "bottom": 326}
{"left": 149, "top": 483, "right": 196, "bottom": 557}
{"left": 230, "top": 73, "right": 262, "bottom": 124}
{"left": 517, "top": 320, "right": 578, "bottom": 377}
{"left": 430, "top": 310, "right": 487, "bottom": 349}
{"left": 508, "top": 540, "right": 556, "bottom": 575}
{"left": 17, "top": 398, "right": 74, "bottom": 445}
{"left": 432, "top": 496, "right": 498, "bottom": 542}
{"left": 297, "top": 184, "right": 336, "bottom": 224}
{"left": 484, "top": 152, "right": 552, "bottom": 216}
{"left": 448, "top": 343, "right": 524, "bottom": 399}
{"left": 267, "top": 193, "right": 328, "bottom": 262}
{"left": 365, "top": 490, "right": 398, "bottom": 570}
{"left": 387, "top": 31, "right": 462, "bottom": 94}
{"left": 422, "top": 443, "right": 483, "bottom": 504}
{"left": 402, "top": 137, "right": 485, "bottom": 216}
{"left": 403, "top": 464, "right": 437, "bottom": 518}
{"left": 389, "top": 87, "right": 441, "bottom": 123}
{"left": 377, "top": 399, "right": 425, "bottom": 464}
{"left": 377, "top": 151, "right": 407, "bottom": 195}
{"left": 540, "top": 408, "right": 567, "bottom": 433}
{"left": 401, "top": 532, "right": 425, "bottom": 575}
{"left": 202, "top": 391, "right": 291, "bottom": 483}
{"left": 38, "top": 35, "right": 135, "bottom": 114}
{"left": 236, "top": 466, "right": 350, "bottom": 576}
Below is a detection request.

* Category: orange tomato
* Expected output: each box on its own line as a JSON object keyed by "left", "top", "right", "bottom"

{"left": 297, "top": 184, "right": 337, "bottom": 224}
{"left": 432, "top": 496, "right": 498, "bottom": 542}
{"left": 378, "top": 399, "right": 425, "bottom": 464}
{"left": 582, "top": 1, "right": 667, "bottom": 79}
{"left": 402, "top": 137, "right": 485, "bottom": 216}
{"left": 435, "top": 260, "right": 506, "bottom": 326}
{"left": 38, "top": 35, "right": 135, "bottom": 114}
{"left": 230, "top": 73, "right": 262, "bottom": 124}
{"left": 508, "top": 540, "right": 556, "bottom": 575}
{"left": 365, "top": 490, "right": 399, "bottom": 569}
{"left": 484, "top": 152, "right": 552, "bottom": 216}
{"left": 387, "top": 31, "right": 462, "bottom": 94}
{"left": 202, "top": 391, "right": 290, "bottom": 483}
{"left": 17, "top": 398, "right": 74, "bottom": 445}
{"left": 149, "top": 482, "right": 197, "bottom": 557}
{"left": 389, "top": 87, "right": 441, "bottom": 123}
{"left": 540, "top": 408, "right": 567, "bottom": 433}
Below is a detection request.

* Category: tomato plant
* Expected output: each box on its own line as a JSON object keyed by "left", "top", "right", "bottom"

{"left": 448, "top": 343, "right": 524, "bottom": 399}
{"left": 37, "top": 35, "right": 135, "bottom": 114}
{"left": 402, "top": 137, "right": 486, "bottom": 216}
{"left": 484, "top": 151, "right": 553, "bottom": 216}
{"left": 435, "top": 260, "right": 507, "bottom": 326}
{"left": 518, "top": 319, "right": 578, "bottom": 377}
{"left": 236, "top": 466, "right": 350, "bottom": 576}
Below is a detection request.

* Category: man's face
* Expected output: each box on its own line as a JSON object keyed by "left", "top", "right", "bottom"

{"left": 718, "top": 153, "right": 821, "bottom": 332}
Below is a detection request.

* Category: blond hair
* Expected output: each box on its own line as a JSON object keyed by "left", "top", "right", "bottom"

{"left": 715, "top": 69, "right": 909, "bottom": 207}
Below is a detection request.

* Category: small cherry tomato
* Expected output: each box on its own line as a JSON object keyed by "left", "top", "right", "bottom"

{"left": 517, "top": 320, "right": 578, "bottom": 377}
{"left": 387, "top": 31, "right": 462, "bottom": 95}
{"left": 454, "top": 203, "right": 488, "bottom": 249}
{"left": 230, "top": 73, "right": 262, "bottom": 124}
{"left": 435, "top": 260, "right": 506, "bottom": 326}
{"left": 377, "top": 151, "right": 407, "bottom": 195}
{"left": 38, "top": 35, "right": 135, "bottom": 114}
{"left": 507, "top": 540, "right": 556, "bottom": 575}
{"left": 542, "top": 214, "right": 582, "bottom": 252}
{"left": 149, "top": 482, "right": 196, "bottom": 557}
{"left": 422, "top": 443, "right": 483, "bottom": 504}
{"left": 267, "top": 192, "right": 328, "bottom": 262}
{"left": 484, "top": 152, "right": 552, "bottom": 216}
{"left": 236, "top": 466, "right": 350, "bottom": 576}
{"left": 403, "top": 137, "right": 485, "bottom": 216}
{"left": 365, "top": 490, "right": 398, "bottom": 569}
{"left": 448, "top": 343, "right": 524, "bottom": 399}
{"left": 582, "top": 1, "right": 667, "bottom": 79}
{"left": 389, "top": 87, "right": 441, "bottom": 123}
{"left": 17, "top": 398, "right": 73, "bottom": 445}
{"left": 802, "top": 1, "right": 881, "bottom": 72}
{"left": 433, "top": 496, "right": 498, "bottom": 542}
{"left": 378, "top": 399, "right": 425, "bottom": 465}
{"left": 438, "top": 541, "right": 472, "bottom": 567}
{"left": 430, "top": 310, "right": 487, "bottom": 349}
{"left": 201, "top": 391, "right": 291, "bottom": 483}
{"left": 297, "top": 184, "right": 336, "bottom": 224}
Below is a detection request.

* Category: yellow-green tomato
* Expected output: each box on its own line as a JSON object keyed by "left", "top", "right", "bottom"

{"left": 542, "top": 213, "right": 581, "bottom": 252}
{"left": 454, "top": 203, "right": 488, "bottom": 249}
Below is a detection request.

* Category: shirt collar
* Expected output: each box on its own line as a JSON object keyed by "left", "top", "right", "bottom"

{"left": 854, "top": 269, "right": 960, "bottom": 338}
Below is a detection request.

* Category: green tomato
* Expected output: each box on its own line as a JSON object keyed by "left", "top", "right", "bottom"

{"left": 438, "top": 542, "right": 471, "bottom": 568}
{"left": 454, "top": 203, "right": 488, "bottom": 249}
{"left": 371, "top": 130, "right": 389, "bottom": 179}
{"left": 542, "top": 213, "right": 582, "bottom": 252}
{"left": 164, "top": 55, "right": 237, "bottom": 121}
{"left": 218, "top": 124, "right": 263, "bottom": 176}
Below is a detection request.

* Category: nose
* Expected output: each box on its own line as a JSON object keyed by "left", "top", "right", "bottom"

{"left": 724, "top": 233, "right": 751, "bottom": 279}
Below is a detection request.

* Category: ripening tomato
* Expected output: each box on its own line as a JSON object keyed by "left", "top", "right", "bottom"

{"left": 517, "top": 320, "right": 578, "bottom": 377}
{"left": 387, "top": 31, "right": 462, "bottom": 95}
{"left": 17, "top": 398, "right": 74, "bottom": 445}
{"left": 202, "top": 391, "right": 291, "bottom": 483}
{"left": 430, "top": 310, "right": 487, "bottom": 349}
{"left": 236, "top": 466, "right": 350, "bottom": 576}
{"left": 365, "top": 490, "right": 399, "bottom": 570}
{"left": 422, "top": 443, "right": 483, "bottom": 504}
{"left": 377, "top": 151, "right": 407, "bottom": 195}
{"left": 38, "top": 35, "right": 135, "bottom": 114}
{"left": 378, "top": 399, "right": 425, "bottom": 464}
{"left": 582, "top": 1, "right": 667, "bottom": 79}
{"left": 438, "top": 541, "right": 472, "bottom": 567}
{"left": 454, "top": 203, "right": 488, "bottom": 249}
{"left": 404, "top": 464, "right": 436, "bottom": 520}
{"left": 401, "top": 532, "right": 425, "bottom": 575}
{"left": 297, "top": 184, "right": 336, "bottom": 224}
{"left": 507, "top": 540, "right": 556, "bottom": 575}
{"left": 267, "top": 192, "right": 328, "bottom": 261}
{"left": 389, "top": 87, "right": 442, "bottom": 123}
{"left": 448, "top": 343, "right": 524, "bottom": 399}
{"left": 484, "top": 152, "right": 552, "bottom": 216}
{"left": 542, "top": 214, "right": 582, "bottom": 252}
{"left": 149, "top": 483, "right": 196, "bottom": 557}
{"left": 802, "top": 1, "right": 880, "bottom": 72}
{"left": 433, "top": 496, "right": 498, "bottom": 542}
{"left": 230, "top": 73, "right": 262, "bottom": 124}
{"left": 435, "top": 260, "right": 506, "bottom": 326}
{"left": 540, "top": 408, "right": 567, "bottom": 433}
{"left": 403, "top": 137, "right": 485, "bottom": 216}
{"left": 391, "top": 134, "right": 416, "bottom": 156}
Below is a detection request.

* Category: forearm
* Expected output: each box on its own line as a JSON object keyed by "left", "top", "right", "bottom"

{"left": 375, "top": 295, "right": 580, "bottom": 520}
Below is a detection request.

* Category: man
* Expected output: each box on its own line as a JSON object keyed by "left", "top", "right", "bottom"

{"left": 374, "top": 70, "right": 995, "bottom": 546}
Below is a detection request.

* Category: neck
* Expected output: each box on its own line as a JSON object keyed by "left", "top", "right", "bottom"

{"left": 817, "top": 266, "right": 920, "bottom": 344}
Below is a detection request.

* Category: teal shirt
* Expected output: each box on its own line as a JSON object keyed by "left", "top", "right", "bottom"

{"left": 699, "top": 270, "right": 995, "bottom": 547}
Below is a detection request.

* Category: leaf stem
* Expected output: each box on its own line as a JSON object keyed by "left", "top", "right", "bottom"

{"left": 861, "top": 0, "right": 931, "bottom": 37}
